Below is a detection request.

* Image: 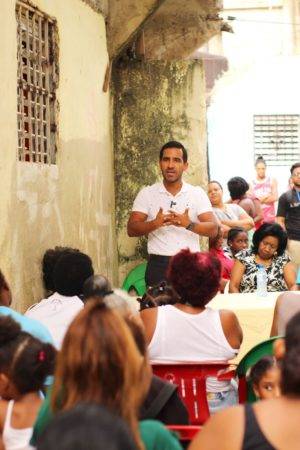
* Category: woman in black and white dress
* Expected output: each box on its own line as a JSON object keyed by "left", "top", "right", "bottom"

{"left": 229, "top": 223, "right": 297, "bottom": 293}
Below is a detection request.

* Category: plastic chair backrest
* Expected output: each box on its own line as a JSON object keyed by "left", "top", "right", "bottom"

{"left": 122, "top": 262, "right": 147, "bottom": 297}
{"left": 237, "top": 336, "right": 280, "bottom": 403}
{"left": 152, "top": 362, "right": 235, "bottom": 425}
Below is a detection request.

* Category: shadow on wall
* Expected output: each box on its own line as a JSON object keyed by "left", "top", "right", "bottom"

{"left": 5, "top": 138, "right": 117, "bottom": 312}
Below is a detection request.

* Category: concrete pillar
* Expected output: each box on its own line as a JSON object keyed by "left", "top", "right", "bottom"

{"left": 112, "top": 59, "right": 208, "bottom": 283}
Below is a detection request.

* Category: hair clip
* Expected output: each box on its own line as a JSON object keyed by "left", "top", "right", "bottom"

{"left": 38, "top": 350, "right": 46, "bottom": 362}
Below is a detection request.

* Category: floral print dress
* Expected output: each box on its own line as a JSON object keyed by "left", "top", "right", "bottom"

{"left": 235, "top": 250, "right": 290, "bottom": 293}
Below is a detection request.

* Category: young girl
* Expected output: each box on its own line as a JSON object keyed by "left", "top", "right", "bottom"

{"left": 223, "top": 227, "right": 249, "bottom": 259}
{"left": 249, "top": 356, "right": 280, "bottom": 400}
{"left": 0, "top": 316, "right": 56, "bottom": 450}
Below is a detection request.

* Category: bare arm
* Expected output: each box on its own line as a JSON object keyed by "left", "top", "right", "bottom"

{"left": 168, "top": 210, "right": 218, "bottom": 238}
{"left": 221, "top": 212, "right": 254, "bottom": 231}
{"left": 219, "top": 309, "right": 243, "bottom": 349}
{"left": 284, "top": 261, "right": 297, "bottom": 290}
{"left": 194, "top": 211, "right": 218, "bottom": 237}
{"left": 270, "top": 294, "right": 282, "bottom": 337}
{"left": 262, "top": 178, "right": 278, "bottom": 204}
{"left": 276, "top": 216, "right": 286, "bottom": 231}
{"left": 140, "top": 307, "right": 158, "bottom": 345}
{"left": 229, "top": 260, "right": 245, "bottom": 293}
{"left": 252, "top": 198, "right": 264, "bottom": 223}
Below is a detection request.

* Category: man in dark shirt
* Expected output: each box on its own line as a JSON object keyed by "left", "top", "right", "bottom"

{"left": 277, "top": 162, "right": 300, "bottom": 267}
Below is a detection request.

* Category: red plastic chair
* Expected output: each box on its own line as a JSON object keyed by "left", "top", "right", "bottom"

{"left": 152, "top": 362, "right": 236, "bottom": 441}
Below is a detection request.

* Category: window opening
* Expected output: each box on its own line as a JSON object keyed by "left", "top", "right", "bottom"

{"left": 254, "top": 114, "right": 300, "bottom": 166}
{"left": 16, "top": 1, "right": 58, "bottom": 164}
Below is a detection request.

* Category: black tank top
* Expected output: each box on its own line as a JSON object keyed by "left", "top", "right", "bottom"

{"left": 242, "top": 404, "right": 276, "bottom": 450}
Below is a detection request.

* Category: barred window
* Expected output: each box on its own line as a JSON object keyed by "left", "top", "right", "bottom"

{"left": 16, "top": 1, "right": 58, "bottom": 164}
{"left": 254, "top": 114, "right": 300, "bottom": 166}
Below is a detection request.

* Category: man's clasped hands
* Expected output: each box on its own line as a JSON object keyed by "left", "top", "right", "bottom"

{"left": 154, "top": 207, "right": 191, "bottom": 228}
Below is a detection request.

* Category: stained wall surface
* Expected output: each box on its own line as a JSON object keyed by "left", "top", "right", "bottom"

{"left": 0, "top": 0, "right": 117, "bottom": 311}
{"left": 113, "top": 60, "right": 208, "bottom": 282}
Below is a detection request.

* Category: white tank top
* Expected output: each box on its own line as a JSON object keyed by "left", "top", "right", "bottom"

{"left": 148, "top": 305, "right": 238, "bottom": 392}
{"left": 3, "top": 401, "right": 34, "bottom": 450}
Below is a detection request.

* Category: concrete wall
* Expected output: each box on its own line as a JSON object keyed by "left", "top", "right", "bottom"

{"left": 112, "top": 59, "right": 208, "bottom": 283}
{"left": 207, "top": 57, "right": 300, "bottom": 198}
{"left": 0, "top": 0, "right": 117, "bottom": 311}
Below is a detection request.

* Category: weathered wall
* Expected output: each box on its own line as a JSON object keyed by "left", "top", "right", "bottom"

{"left": 82, "top": 0, "right": 108, "bottom": 16}
{"left": 0, "top": 0, "right": 117, "bottom": 311}
{"left": 112, "top": 60, "right": 208, "bottom": 282}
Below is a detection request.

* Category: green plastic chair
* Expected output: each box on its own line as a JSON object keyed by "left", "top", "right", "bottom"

{"left": 237, "top": 336, "right": 281, "bottom": 403}
{"left": 122, "top": 262, "right": 147, "bottom": 297}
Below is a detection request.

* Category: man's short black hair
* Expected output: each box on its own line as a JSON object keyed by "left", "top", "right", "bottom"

{"left": 227, "top": 177, "right": 249, "bottom": 200}
{"left": 290, "top": 162, "right": 300, "bottom": 175}
{"left": 252, "top": 222, "right": 287, "bottom": 256}
{"left": 159, "top": 141, "right": 188, "bottom": 163}
{"left": 42, "top": 247, "right": 80, "bottom": 293}
{"left": 53, "top": 252, "right": 94, "bottom": 297}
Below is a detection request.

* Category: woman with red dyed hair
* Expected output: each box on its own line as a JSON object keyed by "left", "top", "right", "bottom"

{"left": 140, "top": 249, "right": 243, "bottom": 412}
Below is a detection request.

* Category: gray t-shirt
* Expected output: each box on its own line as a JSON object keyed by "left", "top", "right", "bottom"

{"left": 213, "top": 204, "right": 245, "bottom": 222}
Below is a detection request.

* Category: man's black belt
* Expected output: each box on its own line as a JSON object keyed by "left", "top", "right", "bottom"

{"left": 148, "top": 254, "right": 171, "bottom": 262}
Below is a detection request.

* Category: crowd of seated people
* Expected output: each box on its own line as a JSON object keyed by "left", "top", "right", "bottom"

{"left": 206, "top": 164, "right": 299, "bottom": 295}
{"left": 0, "top": 237, "right": 299, "bottom": 450}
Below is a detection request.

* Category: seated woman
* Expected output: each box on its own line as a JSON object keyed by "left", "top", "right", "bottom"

{"left": 189, "top": 311, "right": 300, "bottom": 450}
{"left": 223, "top": 227, "right": 249, "bottom": 259}
{"left": 208, "top": 181, "right": 254, "bottom": 239}
{"left": 31, "top": 299, "right": 182, "bottom": 450}
{"left": 229, "top": 223, "right": 296, "bottom": 293}
{"left": 227, "top": 176, "right": 263, "bottom": 229}
{"left": 140, "top": 249, "right": 243, "bottom": 412}
{"left": 209, "top": 227, "right": 234, "bottom": 291}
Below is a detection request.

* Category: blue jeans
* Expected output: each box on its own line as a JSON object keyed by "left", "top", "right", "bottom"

{"left": 207, "top": 383, "right": 238, "bottom": 414}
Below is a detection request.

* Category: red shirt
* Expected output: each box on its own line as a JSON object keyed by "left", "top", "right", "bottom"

{"left": 209, "top": 248, "right": 234, "bottom": 280}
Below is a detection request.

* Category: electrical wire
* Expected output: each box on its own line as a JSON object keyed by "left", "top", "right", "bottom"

{"left": 223, "top": 15, "right": 300, "bottom": 26}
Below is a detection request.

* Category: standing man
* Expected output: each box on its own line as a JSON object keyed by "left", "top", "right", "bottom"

{"left": 277, "top": 162, "right": 300, "bottom": 268}
{"left": 127, "top": 141, "right": 218, "bottom": 286}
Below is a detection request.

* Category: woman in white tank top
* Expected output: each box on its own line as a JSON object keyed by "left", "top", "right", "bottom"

{"left": 141, "top": 249, "right": 243, "bottom": 411}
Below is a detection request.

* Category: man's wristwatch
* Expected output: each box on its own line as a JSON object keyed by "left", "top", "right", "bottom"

{"left": 186, "top": 222, "right": 195, "bottom": 231}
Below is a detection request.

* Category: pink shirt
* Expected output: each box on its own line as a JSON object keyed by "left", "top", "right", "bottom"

{"left": 252, "top": 177, "right": 275, "bottom": 223}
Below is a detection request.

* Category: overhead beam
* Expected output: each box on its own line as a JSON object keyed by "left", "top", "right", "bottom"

{"left": 107, "top": 0, "right": 167, "bottom": 59}
{"left": 141, "top": 0, "right": 224, "bottom": 60}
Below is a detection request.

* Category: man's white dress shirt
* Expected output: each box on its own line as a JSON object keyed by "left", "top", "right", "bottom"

{"left": 132, "top": 181, "right": 212, "bottom": 256}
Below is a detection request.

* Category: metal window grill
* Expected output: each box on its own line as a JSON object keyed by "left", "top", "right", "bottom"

{"left": 16, "top": 1, "right": 58, "bottom": 164}
{"left": 254, "top": 114, "right": 300, "bottom": 166}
